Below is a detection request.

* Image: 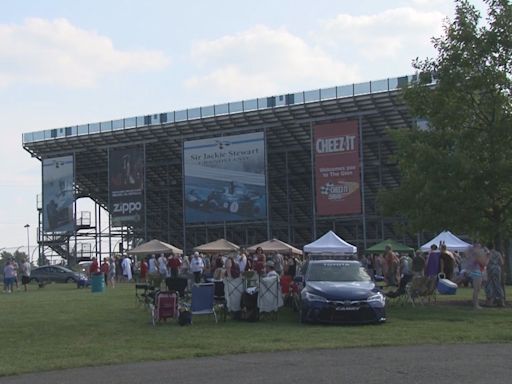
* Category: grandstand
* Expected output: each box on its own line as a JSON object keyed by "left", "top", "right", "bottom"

{"left": 23, "top": 75, "right": 422, "bottom": 259}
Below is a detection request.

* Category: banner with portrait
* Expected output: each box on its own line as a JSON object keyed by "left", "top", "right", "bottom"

{"left": 109, "top": 146, "right": 145, "bottom": 227}
{"left": 314, "top": 120, "right": 361, "bottom": 215}
{"left": 184, "top": 132, "right": 267, "bottom": 223}
{"left": 42, "top": 155, "right": 75, "bottom": 232}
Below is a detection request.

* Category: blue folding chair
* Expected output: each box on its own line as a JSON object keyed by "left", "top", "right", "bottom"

{"left": 191, "top": 283, "right": 217, "bottom": 323}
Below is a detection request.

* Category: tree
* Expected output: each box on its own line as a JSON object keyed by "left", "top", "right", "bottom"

{"left": 380, "top": 0, "right": 512, "bottom": 248}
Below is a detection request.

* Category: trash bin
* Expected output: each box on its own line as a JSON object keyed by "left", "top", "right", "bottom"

{"left": 91, "top": 272, "right": 105, "bottom": 293}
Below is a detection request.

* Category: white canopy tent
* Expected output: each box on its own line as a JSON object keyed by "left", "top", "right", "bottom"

{"left": 420, "top": 231, "right": 472, "bottom": 252}
{"left": 303, "top": 230, "right": 357, "bottom": 254}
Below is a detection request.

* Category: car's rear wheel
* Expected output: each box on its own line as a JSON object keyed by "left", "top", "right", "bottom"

{"left": 29, "top": 277, "right": 39, "bottom": 284}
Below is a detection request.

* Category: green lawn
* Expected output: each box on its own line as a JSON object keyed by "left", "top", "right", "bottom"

{"left": 1, "top": 283, "right": 511, "bottom": 376}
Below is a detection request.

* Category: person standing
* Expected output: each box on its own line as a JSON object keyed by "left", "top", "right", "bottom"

{"left": 157, "top": 253, "right": 169, "bottom": 279}
{"left": 253, "top": 247, "right": 266, "bottom": 275}
{"left": 139, "top": 257, "right": 148, "bottom": 283}
{"left": 273, "top": 252, "right": 284, "bottom": 276}
{"left": 11, "top": 258, "right": 19, "bottom": 289}
{"left": 190, "top": 252, "right": 204, "bottom": 284}
{"left": 100, "top": 258, "right": 110, "bottom": 286}
{"left": 383, "top": 245, "right": 400, "bottom": 286}
{"left": 108, "top": 256, "right": 116, "bottom": 288}
{"left": 89, "top": 257, "right": 99, "bottom": 276}
{"left": 440, "top": 244, "right": 456, "bottom": 280}
{"left": 485, "top": 243, "right": 505, "bottom": 307}
{"left": 236, "top": 249, "right": 248, "bottom": 273}
{"left": 425, "top": 244, "right": 441, "bottom": 277}
{"left": 20, "top": 257, "right": 31, "bottom": 292}
{"left": 121, "top": 256, "right": 133, "bottom": 282}
{"left": 468, "top": 244, "right": 487, "bottom": 309}
{"left": 168, "top": 253, "right": 181, "bottom": 278}
{"left": 3, "top": 260, "right": 15, "bottom": 293}
{"left": 412, "top": 251, "right": 426, "bottom": 277}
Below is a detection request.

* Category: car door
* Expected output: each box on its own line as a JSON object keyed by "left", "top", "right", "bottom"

{"left": 52, "top": 267, "right": 68, "bottom": 283}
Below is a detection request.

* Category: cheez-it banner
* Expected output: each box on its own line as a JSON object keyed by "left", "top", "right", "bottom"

{"left": 314, "top": 120, "right": 361, "bottom": 215}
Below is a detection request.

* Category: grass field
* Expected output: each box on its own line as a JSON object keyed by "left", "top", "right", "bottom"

{"left": 1, "top": 282, "right": 512, "bottom": 376}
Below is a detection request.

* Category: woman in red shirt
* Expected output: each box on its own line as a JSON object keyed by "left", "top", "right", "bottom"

{"left": 140, "top": 257, "right": 148, "bottom": 283}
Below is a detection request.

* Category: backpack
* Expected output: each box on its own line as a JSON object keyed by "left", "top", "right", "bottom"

{"left": 178, "top": 310, "right": 192, "bottom": 326}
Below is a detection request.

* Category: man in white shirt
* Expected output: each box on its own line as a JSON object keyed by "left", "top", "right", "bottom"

{"left": 121, "top": 256, "right": 132, "bottom": 281}
{"left": 157, "top": 254, "right": 168, "bottom": 278}
{"left": 236, "top": 250, "right": 247, "bottom": 273}
{"left": 190, "top": 251, "right": 204, "bottom": 283}
{"left": 20, "top": 257, "right": 31, "bottom": 292}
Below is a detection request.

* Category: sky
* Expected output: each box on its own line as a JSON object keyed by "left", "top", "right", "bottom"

{"left": 0, "top": 0, "right": 487, "bottom": 256}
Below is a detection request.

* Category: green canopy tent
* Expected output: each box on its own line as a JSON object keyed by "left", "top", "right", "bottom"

{"left": 365, "top": 239, "right": 414, "bottom": 254}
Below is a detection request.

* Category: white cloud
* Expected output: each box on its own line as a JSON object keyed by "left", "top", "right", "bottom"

{"left": 317, "top": 7, "right": 446, "bottom": 62}
{"left": 185, "top": 25, "right": 361, "bottom": 100}
{"left": 0, "top": 18, "right": 170, "bottom": 88}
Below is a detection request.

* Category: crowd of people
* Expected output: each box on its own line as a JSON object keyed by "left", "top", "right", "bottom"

{"left": 359, "top": 242, "right": 506, "bottom": 309}
{"left": 2, "top": 257, "right": 31, "bottom": 293}
{"left": 86, "top": 247, "right": 302, "bottom": 291}
{"left": 4, "top": 239, "right": 508, "bottom": 311}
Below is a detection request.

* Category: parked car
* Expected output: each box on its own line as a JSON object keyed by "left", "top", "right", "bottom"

{"left": 298, "top": 259, "right": 386, "bottom": 324}
{"left": 30, "top": 265, "right": 88, "bottom": 285}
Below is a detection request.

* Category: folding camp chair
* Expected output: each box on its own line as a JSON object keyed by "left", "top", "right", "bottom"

{"left": 407, "top": 276, "right": 437, "bottom": 306}
{"left": 165, "top": 277, "right": 188, "bottom": 298}
{"left": 224, "top": 277, "right": 244, "bottom": 314}
{"left": 191, "top": 283, "right": 217, "bottom": 323}
{"left": 151, "top": 291, "right": 178, "bottom": 326}
{"left": 257, "top": 276, "right": 283, "bottom": 319}
{"left": 135, "top": 283, "right": 151, "bottom": 307}
{"left": 213, "top": 280, "right": 227, "bottom": 321}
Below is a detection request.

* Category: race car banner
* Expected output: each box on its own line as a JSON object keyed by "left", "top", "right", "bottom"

{"left": 42, "top": 155, "right": 75, "bottom": 232}
{"left": 109, "top": 146, "right": 145, "bottom": 227}
{"left": 314, "top": 120, "right": 362, "bottom": 216}
{"left": 183, "top": 131, "right": 267, "bottom": 223}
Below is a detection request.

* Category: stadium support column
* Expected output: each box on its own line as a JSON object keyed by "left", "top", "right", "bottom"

{"left": 143, "top": 143, "right": 147, "bottom": 242}
{"left": 310, "top": 121, "right": 317, "bottom": 240}
{"left": 378, "top": 141, "right": 385, "bottom": 240}
{"left": 108, "top": 208, "right": 112, "bottom": 261}
{"left": 285, "top": 150, "right": 291, "bottom": 243}
{"left": 181, "top": 136, "right": 187, "bottom": 254}
{"left": 108, "top": 147, "right": 112, "bottom": 259}
{"left": 264, "top": 126, "right": 271, "bottom": 240}
{"left": 358, "top": 115, "right": 367, "bottom": 250}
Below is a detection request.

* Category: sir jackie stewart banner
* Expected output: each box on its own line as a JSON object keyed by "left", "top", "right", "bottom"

{"left": 109, "top": 146, "right": 145, "bottom": 227}
{"left": 183, "top": 131, "right": 267, "bottom": 223}
{"left": 42, "top": 155, "right": 75, "bottom": 232}
{"left": 314, "top": 120, "right": 361, "bottom": 215}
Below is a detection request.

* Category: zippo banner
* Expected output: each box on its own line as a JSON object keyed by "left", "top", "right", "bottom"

{"left": 109, "top": 146, "right": 145, "bottom": 227}
{"left": 314, "top": 120, "right": 361, "bottom": 216}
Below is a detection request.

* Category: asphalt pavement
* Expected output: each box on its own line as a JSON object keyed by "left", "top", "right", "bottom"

{"left": 2, "top": 344, "right": 510, "bottom": 384}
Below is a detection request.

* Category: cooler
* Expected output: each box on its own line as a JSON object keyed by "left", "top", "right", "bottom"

{"left": 437, "top": 278, "right": 457, "bottom": 295}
